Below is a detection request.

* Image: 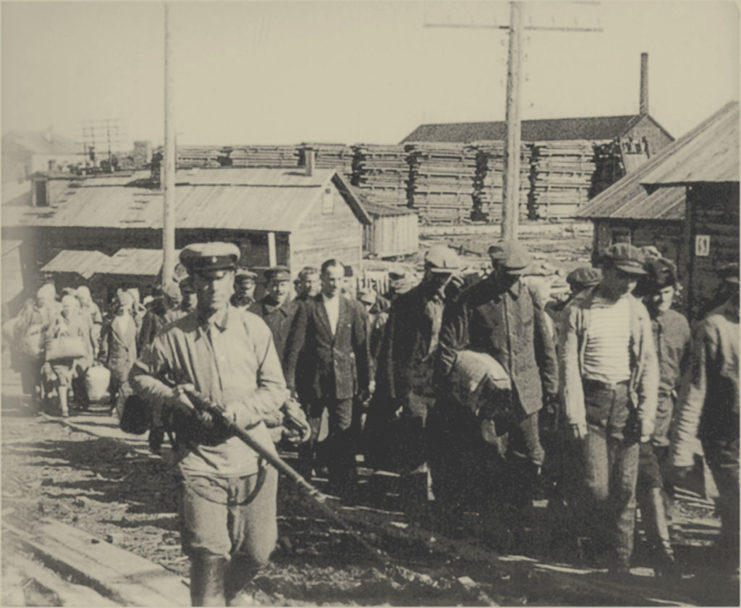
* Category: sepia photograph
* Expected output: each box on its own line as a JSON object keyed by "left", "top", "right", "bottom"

{"left": 1, "top": 0, "right": 739, "bottom": 605}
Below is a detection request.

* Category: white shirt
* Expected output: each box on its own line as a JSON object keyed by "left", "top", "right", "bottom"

{"left": 322, "top": 293, "right": 341, "bottom": 335}
{"left": 583, "top": 295, "right": 631, "bottom": 384}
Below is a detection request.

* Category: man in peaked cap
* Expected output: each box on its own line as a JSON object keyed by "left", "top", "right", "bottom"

{"left": 368, "top": 245, "right": 466, "bottom": 513}
{"left": 561, "top": 243, "right": 658, "bottom": 575}
{"left": 130, "top": 242, "right": 288, "bottom": 605}
{"left": 671, "top": 261, "right": 739, "bottom": 578}
{"left": 634, "top": 256, "right": 690, "bottom": 574}
{"left": 434, "top": 239, "right": 558, "bottom": 542}
{"left": 231, "top": 267, "right": 258, "bottom": 311}
{"left": 249, "top": 267, "right": 307, "bottom": 394}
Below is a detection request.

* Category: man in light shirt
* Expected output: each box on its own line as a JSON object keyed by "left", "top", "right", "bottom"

{"left": 295, "top": 259, "right": 371, "bottom": 497}
{"left": 561, "top": 243, "right": 658, "bottom": 576}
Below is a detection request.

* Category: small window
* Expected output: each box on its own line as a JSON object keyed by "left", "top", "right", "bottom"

{"left": 321, "top": 187, "right": 335, "bottom": 214}
{"left": 611, "top": 229, "right": 631, "bottom": 244}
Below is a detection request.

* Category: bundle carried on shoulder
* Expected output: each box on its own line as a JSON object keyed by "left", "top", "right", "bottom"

{"left": 448, "top": 350, "right": 512, "bottom": 417}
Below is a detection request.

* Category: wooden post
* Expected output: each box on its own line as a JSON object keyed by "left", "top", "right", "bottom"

{"left": 502, "top": 1, "right": 522, "bottom": 240}
{"left": 162, "top": 3, "right": 176, "bottom": 288}
{"left": 267, "top": 232, "right": 277, "bottom": 267}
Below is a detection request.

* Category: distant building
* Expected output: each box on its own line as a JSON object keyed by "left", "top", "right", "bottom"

{"left": 2, "top": 129, "right": 85, "bottom": 185}
{"left": 2, "top": 166, "right": 372, "bottom": 299}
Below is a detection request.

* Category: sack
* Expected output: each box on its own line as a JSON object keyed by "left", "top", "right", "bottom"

{"left": 45, "top": 336, "right": 85, "bottom": 362}
{"left": 85, "top": 365, "right": 111, "bottom": 402}
{"left": 448, "top": 350, "right": 511, "bottom": 416}
{"left": 118, "top": 387, "right": 150, "bottom": 435}
{"left": 21, "top": 322, "right": 46, "bottom": 358}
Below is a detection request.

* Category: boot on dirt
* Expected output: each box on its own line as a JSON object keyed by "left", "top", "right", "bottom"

{"left": 643, "top": 487, "right": 677, "bottom": 577}
{"left": 189, "top": 552, "right": 227, "bottom": 606}
{"left": 225, "top": 556, "right": 259, "bottom": 606}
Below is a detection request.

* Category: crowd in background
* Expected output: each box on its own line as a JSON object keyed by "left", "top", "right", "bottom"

{"left": 3, "top": 241, "right": 738, "bottom": 583}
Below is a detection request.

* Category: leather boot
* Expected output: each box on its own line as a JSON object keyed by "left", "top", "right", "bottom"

{"left": 646, "top": 487, "right": 676, "bottom": 575}
{"left": 189, "top": 553, "right": 227, "bottom": 606}
{"left": 225, "top": 556, "right": 258, "bottom": 606}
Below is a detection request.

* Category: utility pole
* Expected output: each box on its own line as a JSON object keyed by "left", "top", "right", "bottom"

{"left": 502, "top": 1, "right": 522, "bottom": 240}
{"left": 425, "top": 2, "right": 601, "bottom": 240}
{"left": 162, "top": 2, "right": 176, "bottom": 288}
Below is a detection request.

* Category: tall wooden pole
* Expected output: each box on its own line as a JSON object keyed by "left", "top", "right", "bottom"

{"left": 502, "top": 1, "right": 522, "bottom": 240}
{"left": 162, "top": 2, "right": 176, "bottom": 288}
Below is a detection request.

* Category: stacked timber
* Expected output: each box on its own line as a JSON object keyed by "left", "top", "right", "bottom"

{"left": 528, "top": 141, "right": 595, "bottom": 219}
{"left": 176, "top": 146, "right": 223, "bottom": 168}
{"left": 222, "top": 145, "right": 299, "bottom": 168}
{"left": 591, "top": 140, "right": 625, "bottom": 198}
{"left": 351, "top": 144, "right": 409, "bottom": 207}
{"left": 405, "top": 143, "right": 478, "bottom": 224}
{"left": 298, "top": 143, "right": 354, "bottom": 179}
{"left": 471, "top": 142, "right": 531, "bottom": 222}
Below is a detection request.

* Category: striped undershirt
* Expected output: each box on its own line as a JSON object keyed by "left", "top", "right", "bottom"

{"left": 583, "top": 295, "right": 631, "bottom": 384}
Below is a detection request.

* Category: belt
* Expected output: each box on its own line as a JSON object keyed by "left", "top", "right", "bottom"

{"left": 582, "top": 378, "right": 629, "bottom": 391}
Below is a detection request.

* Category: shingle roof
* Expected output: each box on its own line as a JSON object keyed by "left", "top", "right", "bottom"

{"left": 401, "top": 115, "right": 649, "bottom": 144}
{"left": 4, "top": 168, "right": 371, "bottom": 231}
{"left": 41, "top": 250, "right": 112, "bottom": 279}
{"left": 641, "top": 101, "right": 739, "bottom": 189}
{"left": 576, "top": 103, "right": 739, "bottom": 221}
{"left": 40, "top": 248, "right": 179, "bottom": 278}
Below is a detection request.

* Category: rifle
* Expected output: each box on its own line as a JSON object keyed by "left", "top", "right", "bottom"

{"left": 174, "top": 385, "right": 390, "bottom": 565}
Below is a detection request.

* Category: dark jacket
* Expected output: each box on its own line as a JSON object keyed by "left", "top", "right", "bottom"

{"left": 297, "top": 295, "right": 370, "bottom": 402}
{"left": 248, "top": 297, "right": 306, "bottom": 391}
{"left": 438, "top": 277, "right": 558, "bottom": 416}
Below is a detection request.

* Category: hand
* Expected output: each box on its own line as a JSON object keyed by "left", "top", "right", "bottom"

{"left": 223, "top": 402, "right": 261, "bottom": 429}
{"left": 544, "top": 392, "right": 559, "bottom": 415}
{"left": 368, "top": 380, "right": 376, "bottom": 396}
{"left": 449, "top": 273, "right": 465, "bottom": 290}
{"left": 640, "top": 419, "right": 654, "bottom": 443}
{"left": 169, "top": 384, "right": 211, "bottom": 424}
{"left": 570, "top": 423, "right": 587, "bottom": 440}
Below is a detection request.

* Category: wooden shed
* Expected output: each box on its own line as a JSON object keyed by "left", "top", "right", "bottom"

{"left": 579, "top": 101, "right": 738, "bottom": 320}
{"left": 641, "top": 101, "right": 739, "bottom": 319}
{"left": 353, "top": 191, "right": 418, "bottom": 259}
{"left": 3, "top": 167, "right": 371, "bottom": 299}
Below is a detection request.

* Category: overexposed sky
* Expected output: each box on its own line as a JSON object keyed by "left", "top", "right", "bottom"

{"left": 1, "top": 1, "right": 738, "bottom": 146}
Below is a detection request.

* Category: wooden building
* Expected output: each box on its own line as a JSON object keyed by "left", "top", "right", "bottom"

{"left": 578, "top": 101, "right": 738, "bottom": 319}
{"left": 2, "top": 167, "right": 371, "bottom": 300}
{"left": 351, "top": 187, "right": 418, "bottom": 258}
{"left": 641, "top": 101, "right": 739, "bottom": 319}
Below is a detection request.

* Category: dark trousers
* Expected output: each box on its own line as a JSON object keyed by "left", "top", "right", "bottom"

{"left": 580, "top": 380, "right": 640, "bottom": 567}
{"left": 302, "top": 397, "right": 359, "bottom": 487}
{"left": 703, "top": 437, "right": 740, "bottom": 566}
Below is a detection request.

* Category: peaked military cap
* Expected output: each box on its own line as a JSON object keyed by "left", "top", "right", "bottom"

{"left": 488, "top": 239, "right": 531, "bottom": 274}
{"left": 264, "top": 266, "right": 290, "bottom": 282}
{"left": 646, "top": 256, "right": 678, "bottom": 290}
{"left": 180, "top": 242, "right": 240, "bottom": 273}
{"left": 235, "top": 268, "right": 258, "bottom": 282}
{"left": 425, "top": 246, "right": 461, "bottom": 273}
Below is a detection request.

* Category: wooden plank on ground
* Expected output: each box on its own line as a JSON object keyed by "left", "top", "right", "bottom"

{"left": 4, "top": 518, "right": 189, "bottom": 606}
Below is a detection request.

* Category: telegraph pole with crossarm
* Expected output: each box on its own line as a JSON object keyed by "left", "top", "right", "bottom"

{"left": 426, "top": 1, "right": 601, "bottom": 240}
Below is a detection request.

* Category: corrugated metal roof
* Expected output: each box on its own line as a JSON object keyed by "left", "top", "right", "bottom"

{"left": 41, "top": 250, "right": 112, "bottom": 279}
{"left": 107, "top": 249, "right": 173, "bottom": 276}
{"left": 641, "top": 102, "right": 739, "bottom": 188}
{"left": 401, "top": 115, "right": 658, "bottom": 144}
{"left": 3, "top": 168, "right": 371, "bottom": 232}
{"left": 361, "top": 201, "right": 417, "bottom": 217}
{"left": 174, "top": 167, "right": 333, "bottom": 187}
{"left": 576, "top": 104, "right": 740, "bottom": 220}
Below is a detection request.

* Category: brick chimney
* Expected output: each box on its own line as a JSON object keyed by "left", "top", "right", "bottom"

{"left": 640, "top": 53, "right": 649, "bottom": 116}
{"left": 305, "top": 148, "right": 315, "bottom": 177}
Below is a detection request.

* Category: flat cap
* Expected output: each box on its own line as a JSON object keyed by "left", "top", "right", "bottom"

{"left": 264, "top": 266, "right": 290, "bottom": 282}
{"left": 425, "top": 246, "right": 461, "bottom": 273}
{"left": 180, "top": 242, "right": 240, "bottom": 273}
{"left": 602, "top": 243, "right": 647, "bottom": 275}
{"left": 717, "top": 262, "right": 739, "bottom": 284}
{"left": 488, "top": 239, "right": 531, "bottom": 274}
{"left": 235, "top": 268, "right": 258, "bottom": 282}
{"left": 645, "top": 256, "right": 678, "bottom": 290}
{"left": 566, "top": 266, "right": 602, "bottom": 289}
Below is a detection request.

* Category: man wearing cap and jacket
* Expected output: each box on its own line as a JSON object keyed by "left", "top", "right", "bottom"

{"left": 561, "top": 243, "right": 658, "bottom": 575}
{"left": 295, "top": 258, "right": 371, "bottom": 495}
{"left": 249, "top": 267, "right": 307, "bottom": 393}
{"left": 231, "top": 268, "right": 257, "bottom": 311}
{"left": 634, "top": 256, "right": 690, "bottom": 572}
{"left": 670, "top": 262, "right": 739, "bottom": 575}
{"left": 130, "top": 242, "right": 288, "bottom": 606}
{"left": 368, "top": 245, "right": 465, "bottom": 511}
{"left": 436, "top": 239, "right": 559, "bottom": 537}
